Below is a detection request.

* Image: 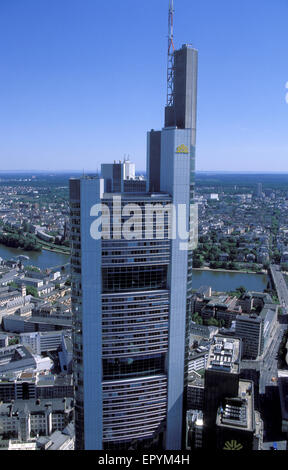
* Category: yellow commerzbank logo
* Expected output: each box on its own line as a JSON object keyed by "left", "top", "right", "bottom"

{"left": 223, "top": 440, "right": 243, "bottom": 451}
{"left": 176, "top": 144, "right": 189, "bottom": 154}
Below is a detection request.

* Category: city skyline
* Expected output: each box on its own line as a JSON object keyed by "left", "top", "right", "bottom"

{"left": 0, "top": 0, "right": 288, "bottom": 454}
{"left": 0, "top": 0, "right": 287, "bottom": 173}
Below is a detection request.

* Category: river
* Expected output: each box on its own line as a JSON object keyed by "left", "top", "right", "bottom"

{"left": 0, "top": 244, "right": 70, "bottom": 270}
{"left": 0, "top": 243, "right": 268, "bottom": 291}
{"left": 192, "top": 269, "right": 268, "bottom": 293}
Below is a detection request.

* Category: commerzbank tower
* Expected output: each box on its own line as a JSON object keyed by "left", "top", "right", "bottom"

{"left": 69, "top": 0, "right": 198, "bottom": 450}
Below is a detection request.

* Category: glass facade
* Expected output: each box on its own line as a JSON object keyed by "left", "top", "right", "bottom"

{"left": 70, "top": 43, "right": 198, "bottom": 451}
{"left": 70, "top": 185, "right": 173, "bottom": 449}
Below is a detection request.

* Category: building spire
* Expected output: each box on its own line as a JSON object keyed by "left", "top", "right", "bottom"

{"left": 167, "top": 0, "right": 175, "bottom": 107}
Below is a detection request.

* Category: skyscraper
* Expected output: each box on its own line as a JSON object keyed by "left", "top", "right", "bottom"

{"left": 70, "top": 3, "right": 198, "bottom": 451}
{"left": 256, "top": 183, "right": 263, "bottom": 198}
{"left": 203, "top": 336, "right": 241, "bottom": 448}
{"left": 215, "top": 380, "right": 263, "bottom": 451}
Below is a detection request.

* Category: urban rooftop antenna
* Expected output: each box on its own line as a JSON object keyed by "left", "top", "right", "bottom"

{"left": 167, "top": 0, "right": 175, "bottom": 107}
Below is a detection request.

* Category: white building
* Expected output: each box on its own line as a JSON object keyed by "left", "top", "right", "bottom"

{"left": 0, "top": 399, "right": 73, "bottom": 442}
{"left": 20, "top": 331, "right": 64, "bottom": 355}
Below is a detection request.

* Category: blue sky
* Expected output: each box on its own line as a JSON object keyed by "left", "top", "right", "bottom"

{"left": 0, "top": 0, "right": 287, "bottom": 172}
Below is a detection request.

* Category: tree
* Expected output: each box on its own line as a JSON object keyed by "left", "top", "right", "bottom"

{"left": 8, "top": 281, "right": 18, "bottom": 289}
{"left": 206, "top": 317, "right": 219, "bottom": 326}
{"left": 210, "top": 261, "right": 222, "bottom": 269}
{"left": 236, "top": 286, "right": 246, "bottom": 295}
{"left": 8, "top": 338, "right": 19, "bottom": 346}
{"left": 191, "top": 313, "right": 203, "bottom": 325}
{"left": 26, "top": 265, "right": 41, "bottom": 273}
{"left": 219, "top": 319, "right": 225, "bottom": 328}
{"left": 26, "top": 286, "right": 39, "bottom": 298}
{"left": 273, "top": 250, "right": 281, "bottom": 264}
{"left": 228, "top": 262, "right": 238, "bottom": 270}
{"left": 23, "top": 221, "right": 29, "bottom": 232}
{"left": 193, "top": 256, "right": 204, "bottom": 268}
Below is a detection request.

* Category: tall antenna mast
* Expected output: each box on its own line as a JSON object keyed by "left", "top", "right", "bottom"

{"left": 167, "top": 0, "right": 175, "bottom": 107}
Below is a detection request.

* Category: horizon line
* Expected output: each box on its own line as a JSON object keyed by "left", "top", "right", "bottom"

{"left": 1, "top": 169, "right": 288, "bottom": 175}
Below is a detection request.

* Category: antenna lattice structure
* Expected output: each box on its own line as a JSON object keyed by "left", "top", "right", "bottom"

{"left": 167, "top": 0, "right": 175, "bottom": 107}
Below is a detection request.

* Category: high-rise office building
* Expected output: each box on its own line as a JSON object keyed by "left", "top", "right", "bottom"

{"left": 216, "top": 380, "right": 263, "bottom": 451}
{"left": 203, "top": 336, "right": 241, "bottom": 448}
{"left": 256, "top": 183, "right": 263, "bottom": 198}
{"left": 70, "top": 4, "right": 198, "bottom": 451}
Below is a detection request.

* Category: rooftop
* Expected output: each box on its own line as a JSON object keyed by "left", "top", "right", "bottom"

{"left": 216, "top": 380, "right": 254, "bottom": 432}
{"left": 3, "top": 313, "right": 72, "bottom": 327}
{"left": 206, "top": 335, "right": 240, "bottom": 374}
{"left": 0, "top": 397, "right": 74, "bottom": 415}
{"left": 187, "top": 371, "right": 204, "bottom": 387}
{"left": 102, "top": 192, "right": 172, "bottom": 201}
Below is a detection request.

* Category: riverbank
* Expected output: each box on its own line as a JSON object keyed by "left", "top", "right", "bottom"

{"left": 192, "top": 269, "right": 268, "bottom": 293}
{"left": 40, "top": 246, "right": 71, "bottom": 255}
{"left": 193, "top": 266, "right": 268, "bottom": 275}
{"left": 0, "top": 241, "right": 70, "bottom": 256}
{"left": 36, "top": 240, "right": 70, "bottom": 256}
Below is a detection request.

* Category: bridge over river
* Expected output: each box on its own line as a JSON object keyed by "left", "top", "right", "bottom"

{"left": 269, "top": 264, "right": 288, "bottom": 314}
